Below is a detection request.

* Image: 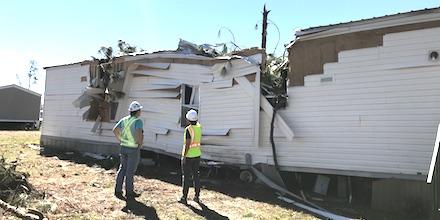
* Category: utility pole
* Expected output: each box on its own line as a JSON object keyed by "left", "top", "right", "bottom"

{"left": 261, "top": 4, "right": 270, "bottom": 49}
{"left": 261, "top": 4, "right": 270, "bottom": 71}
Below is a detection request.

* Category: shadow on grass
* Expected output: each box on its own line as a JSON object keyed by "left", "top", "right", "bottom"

{"left": 40, "top": 149, "right": 311, "bottom": 205}
{"left": 122, "top": 198, "right": 159, "bottom": 220}
{"left": 186, "top": 201, "right": 229, "bottom": 220}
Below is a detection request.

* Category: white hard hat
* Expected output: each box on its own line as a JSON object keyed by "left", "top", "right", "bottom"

{"left": 128, "top": 101, "right": 143, "bottom": 112}
{"left": 186, "top": 109, "right": 198, "bottom": 121}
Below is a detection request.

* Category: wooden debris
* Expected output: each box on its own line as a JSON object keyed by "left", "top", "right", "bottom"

{"left": 0, "top": 198, "right": 47, "bottom": 220}
{"left": 0, "top": 157, "right": 47, "bottom": 219}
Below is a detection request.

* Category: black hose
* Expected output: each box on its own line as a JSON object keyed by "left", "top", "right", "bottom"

{"left": 269, "top": 98, "right": 309, "bottom": 201}
{"left": 270, "top": 98, "right": 280, "bottom": 171}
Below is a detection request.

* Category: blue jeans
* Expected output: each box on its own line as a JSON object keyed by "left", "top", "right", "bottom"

{"left": 115, "top": 146, "right": 140, "bottom": 194}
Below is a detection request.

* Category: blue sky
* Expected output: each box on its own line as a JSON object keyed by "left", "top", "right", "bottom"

{"left": 1, "top": 0, "right": 439, "bottom": 94}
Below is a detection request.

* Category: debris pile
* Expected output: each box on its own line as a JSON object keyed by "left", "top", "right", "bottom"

{"left": 0, "top": 156, "right": 46, "bottom": 219}
{"left": 0, "top": 157, "right": 32, "bottom": 205}
{"left": 72, "top": 39, "right": 230, "bottom": 130}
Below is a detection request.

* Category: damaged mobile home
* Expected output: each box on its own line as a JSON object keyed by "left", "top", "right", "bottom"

{"left": 41, "top": 44, "right": 275, "bottom": 161}
{"left": 284, "top": 7, "right": 440, "bottom": 219}
{"left": 42, "top": 7, "right": 440, "bottom": 218}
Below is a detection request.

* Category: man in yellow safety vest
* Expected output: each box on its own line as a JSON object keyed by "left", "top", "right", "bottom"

{"left": 112, "top": 101, "right": 144, "bottom": 200}
{"left": 179, "top": 109, "right": 202, "bottom": 204}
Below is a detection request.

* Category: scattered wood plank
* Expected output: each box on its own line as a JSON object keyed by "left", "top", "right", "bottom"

{"left": 0, "top": 198, "right": 46, "bottom": 220}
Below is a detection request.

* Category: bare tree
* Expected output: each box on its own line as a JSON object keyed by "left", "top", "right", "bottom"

{"left": 27, "top": 60, "right": 38, "bottom": 89}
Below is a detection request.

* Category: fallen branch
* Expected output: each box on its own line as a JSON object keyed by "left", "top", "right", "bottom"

{"left": 0, "top": 198, "right": 46, "bottom": 220}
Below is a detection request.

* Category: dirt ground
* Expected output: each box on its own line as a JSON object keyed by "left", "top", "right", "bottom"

{"left": 1, "top": 131, "right": 412, "bottom": 220}
{"left": 0, "top": 131, "right": 320, "bottom": 220}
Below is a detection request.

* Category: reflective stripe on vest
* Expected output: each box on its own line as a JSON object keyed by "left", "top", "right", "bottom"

{"left": 120, "top": 116, "right": 139, "bottom": 148}
{"left": 182, "top": 123, "right": 202, "bottom": 158}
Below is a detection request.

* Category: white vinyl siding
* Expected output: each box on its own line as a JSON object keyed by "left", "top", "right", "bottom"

{"left": 259, "top": 27, "right": 440, "bottom": 178}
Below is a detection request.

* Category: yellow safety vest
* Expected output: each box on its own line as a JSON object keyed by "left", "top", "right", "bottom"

{"left": 182, "top": 123, "right": 202, "bottom": 158}
{"left": 120, "top": 116, "right": 140, "bottom": 148}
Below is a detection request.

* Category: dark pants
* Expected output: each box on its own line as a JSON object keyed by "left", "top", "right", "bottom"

{"left": 115, "top": 146, "right": 140, "bottom": 194}
{"left": 181, "top": 157, "right": 201, "bottom": 199}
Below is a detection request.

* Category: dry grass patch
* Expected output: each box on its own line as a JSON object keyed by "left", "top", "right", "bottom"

{"left": 0, "top": 131, "right": 317, "bottom": 219}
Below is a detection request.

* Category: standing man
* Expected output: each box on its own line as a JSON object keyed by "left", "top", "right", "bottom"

{"left": 179, "top": 109, "right": 202, "bottom": 204}
{"left": 113, "top": 101, "right": 144, "bottom": 200}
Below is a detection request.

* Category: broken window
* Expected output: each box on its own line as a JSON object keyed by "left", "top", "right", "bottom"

{"left": 181, "top": 84, "right": 199, "bottom": 127}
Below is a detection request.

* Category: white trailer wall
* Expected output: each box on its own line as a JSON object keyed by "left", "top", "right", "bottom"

{"left": 123, "top": 58, "right": 260, "bottom": 163}
{"left": 43, "top": 63, "right": 119, "bottom": 145}
{"left": 258, "top": 27, "right": 440, "bottom": 179}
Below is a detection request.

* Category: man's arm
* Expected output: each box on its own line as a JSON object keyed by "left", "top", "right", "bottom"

{"left": 113, "top": 127, "right": 121, "bottom": 142}
{"left": 183, "top": 129, "right": 191, "bottom": 158}
{"left": 136, "top": 128, "right": 143, "bottom": 148}
{"left": 183, "top": 139, "right": 191, "bottom": 158}
{"left": 135, "top": 119, "right": 144, "bottom": 148}
{"left": 113, "top": 119, "right": 123, "bottom": 142}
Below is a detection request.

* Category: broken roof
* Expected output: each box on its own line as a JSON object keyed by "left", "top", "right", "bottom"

{"left": 45, "top": 44, "right": 262, "bottom": 69}
{"left": 292, "top": 6, "right": 440, "bottom": 43}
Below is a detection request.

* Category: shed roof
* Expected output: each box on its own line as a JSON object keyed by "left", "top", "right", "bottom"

{"left": 0, "top": 84, "right": 41, "bottom": 97}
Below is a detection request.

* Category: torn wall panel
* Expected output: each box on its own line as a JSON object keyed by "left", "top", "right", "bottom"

{"left": 129, "top": 90, "right": 180, "bottom": 99}
{"left": 135, "top": 84, "right": 180, "bottom": 91}
{"left": 130, "top": 63, "right": 214, "bottom": 83}
{"left": 135, "top": 63, "right": 171, "bottom": 70}
{"left": 43, "top": 50, "right": 263, "bottom": 173}
{"left": 132, "top": 75, "right": 205, "bottom": 86}
{"left": 205, "top": 79, "right": 233, "bottom": 89}
{"left": 131, "top": 70, "right": 213, "bottom": 83}
{"left": 136, "top": 98, "right": 181, "bottom": 111}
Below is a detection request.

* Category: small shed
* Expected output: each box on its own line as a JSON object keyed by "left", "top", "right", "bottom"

{"left": 0, "top": 84, "right": 41, "bottom": 129}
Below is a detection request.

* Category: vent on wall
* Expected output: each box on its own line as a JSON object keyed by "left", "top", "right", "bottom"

{"left": 429, "top": 51, "right": 439, "bottom": 61}
{"left": 320, "top": 76, "right": 333, "bottom": 83}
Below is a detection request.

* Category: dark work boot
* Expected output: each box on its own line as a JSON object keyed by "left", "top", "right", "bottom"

{"left": 193, "top": 196, "right": 200, "bottom": 203}
{"left": 178, "top": 196, "right": 187, "bottom": 204}
{"left": 114, "top": 191, "right": 124, "bottom": 200}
